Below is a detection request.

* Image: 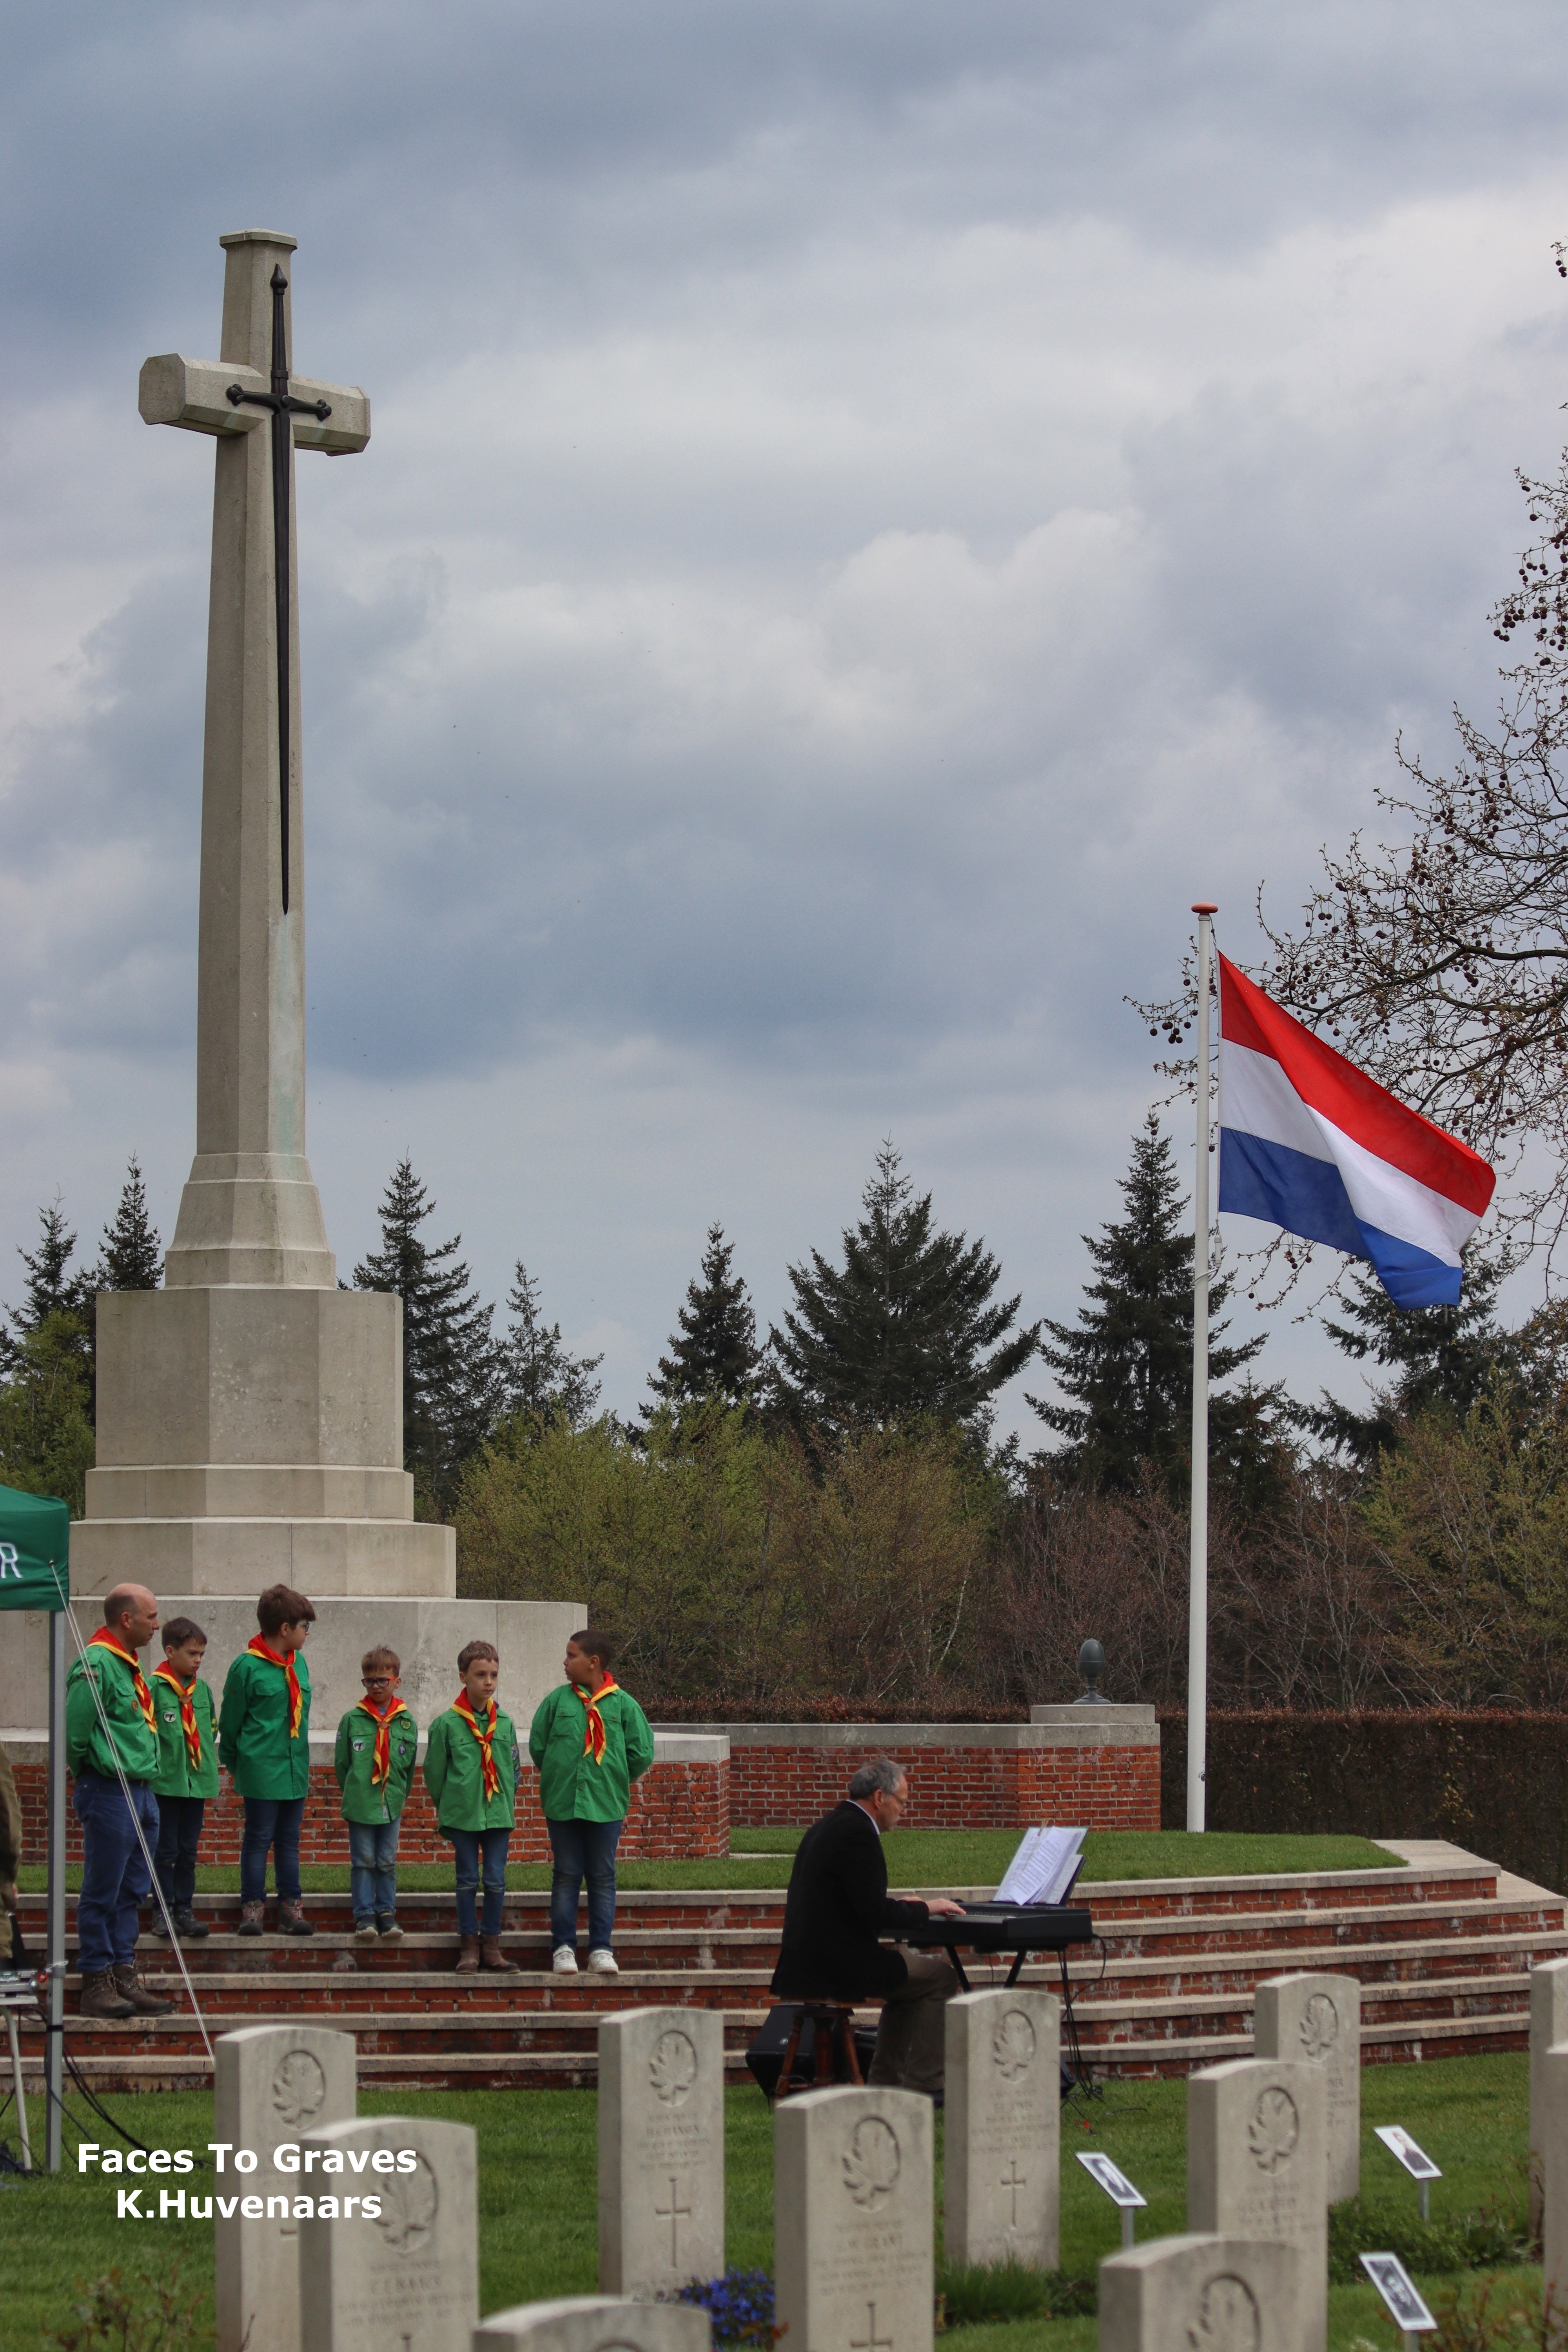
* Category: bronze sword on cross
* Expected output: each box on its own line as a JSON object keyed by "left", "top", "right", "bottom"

{"left": 225, "top": 265, "right": 331, "bottom": 913}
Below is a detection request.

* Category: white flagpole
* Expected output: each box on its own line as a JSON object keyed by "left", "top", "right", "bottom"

{"left": 1187, "top": 902, "right": 1217, "bottom": 1834}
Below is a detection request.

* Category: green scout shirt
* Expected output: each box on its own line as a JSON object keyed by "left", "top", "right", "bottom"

{"left": 528, "top": 1680, "right": 654, "bottom": 1824}
{"left": 334, "top": 1702, "right": 419, "bottom": 1824}
{"left": 65, "top": 1641, "right": 161, "bottom": 1782}
{"left": 422, "top": 1704, "right": 519, "bottom": 1835}
{"left": 150, "top": 1669, "right": 220, "bottom": 1800}
{"left": 218, "top": 1646, "right": 312, "bottom": 1800}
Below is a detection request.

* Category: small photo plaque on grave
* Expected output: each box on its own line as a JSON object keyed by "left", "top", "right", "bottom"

{"left": 1076, "top": 2150, "right": 1147, "bottom": 2249}
{"left": 1374, "top": 2127, "right": 1441, "bottom": 2180}
{"left": 1359, "top": 2254, "right": 1437, "bottom": 2336}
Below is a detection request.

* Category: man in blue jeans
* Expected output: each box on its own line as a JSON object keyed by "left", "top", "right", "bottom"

{"left": 64, "top": 1585, "right": 177, "bottom": 2020}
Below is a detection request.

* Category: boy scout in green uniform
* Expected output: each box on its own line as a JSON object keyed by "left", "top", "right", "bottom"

{"left": 218, "top": 1583, "right": 316, "bottom": 1938}
{"left": 334, "top": 1644, "right": 418, "bottom": 1943}
{"left": 529, "top": 1626, "right": 653, "bottom": 1976}
{"left": 423, "top": 1639, "right": 521, "bottom": 1974}
{"left": 150, "top": 1615, "right": 219, "bottom": 1940}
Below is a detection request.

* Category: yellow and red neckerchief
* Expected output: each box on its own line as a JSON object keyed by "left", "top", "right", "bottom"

{"left": 247, "top": 1635, "right": 304, "bottom": 1737}
{"left": 87, "top": 1629, "right": 156, "bottom": 1735}
{"left": 573, "top": 1674, "right": 620, "bottom": 1766}
{"left": 357, "top": 1693, "right": 408, "bottom": 1786}
{"left": 153, "top": 1662, "right": 203, "bottom": 1769}
{"left": 453, "top": 1691, "right": 501, "bottom": 1800}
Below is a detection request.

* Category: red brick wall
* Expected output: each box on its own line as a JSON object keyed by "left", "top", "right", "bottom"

{"left": 724, "top": 1739, "right": 1160, "bottom": 1830}
{"left": 10, "top": 1758, "right": 730, "bottom": 1866}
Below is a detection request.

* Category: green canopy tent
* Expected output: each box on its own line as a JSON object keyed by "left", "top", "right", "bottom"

{"left": 0, "top": 1483, "right": 70, "bottom": 2169}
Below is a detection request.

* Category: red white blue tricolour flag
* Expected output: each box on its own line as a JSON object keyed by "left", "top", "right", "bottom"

{"left": 1217, "top": 955, "right": 1495, "bottom": 1309}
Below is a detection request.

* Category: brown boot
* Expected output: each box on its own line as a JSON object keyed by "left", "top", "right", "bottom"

{"left": 480, "top": 1935, "right": 519, "bottom": 1974}
{"left": 454, "top": 1935, "right": 481, "bottom": 1973}
{"left": 235, "top": 1900, "right": 266, "bottom": 1938}
{"left": 276, "top": 1899, "right": 315, "bottom": 1938}
{"left": 112, "top": 1964, "right": 176, "bottom": 2017}
{"left": 78, "top": 1968, "right": 136, "bottom": 2020}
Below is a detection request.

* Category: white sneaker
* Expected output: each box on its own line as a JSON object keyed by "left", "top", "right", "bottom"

{"left": 552, "top": 1945, "right": 579, "bottom": 1974}
{"left": 586, "top": 1948, "right": 619, "bottom": 1974}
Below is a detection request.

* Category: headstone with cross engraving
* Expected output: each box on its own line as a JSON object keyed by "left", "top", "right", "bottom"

{"left": 776, "top": 2085, "right": 933, "bottom": 2352}
{"left": 473, "top": 2298, "right": 712, "bottom": 2352}
{"left": 1098, "top": 2233, "right": 1308, "bottom": 2352}
{"left": 1530, "top": 1958, "right": 1568, "bottom": 2238}
{"left": 215, "top": 2024, "right": 356, "bottom": 2352}
{"left": 598, "top": 2007, "right": 724, "bottom": 2294}
{"left": 1253, "top": 1973, "right": 1360, "bottom": 2203}
{"left": 943, "top": 1987, "right": 1060, "bottom": 2267}
{"left": 299, "top": 2115, "right": 477, "bottom": 2352}
{"left": 1188, "top": 2059, "right": 1327, "bottom": 2352}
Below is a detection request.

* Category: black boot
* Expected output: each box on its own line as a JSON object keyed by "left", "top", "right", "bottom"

{"left": 172, "top": 1909, "right": 210, "bottom": 1940}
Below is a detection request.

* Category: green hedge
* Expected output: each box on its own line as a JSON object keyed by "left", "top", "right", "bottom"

{"left": 1159, "top": 1710, "right": 1568, "bottom": 1893}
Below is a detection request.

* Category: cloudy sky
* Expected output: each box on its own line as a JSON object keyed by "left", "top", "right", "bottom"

{"left": 3, "top": 0, "right": 1568, "bottom": 1439}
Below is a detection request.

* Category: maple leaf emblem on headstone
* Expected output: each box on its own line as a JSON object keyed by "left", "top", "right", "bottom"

{"left": 1247, "top": 2087, "right": 1299, "bottom": 2174}
{"left": 991, "top": 2011, "right": 1037, "bottom": 2082}
{"left": 270, "top": 2049, "right": 327, "bottom": 2131}
{"left": 842, "top": 2117, "right": 902, "bottom": 2209}
{"left": 372, "top": 2151, "right": 439, "bottom": 2253}
{"left": 1299, "top": 1993, "right": 1339, "bottom": 2062}
{"left": 1187, "top": 2275, "right": 1261, "bottom": 2352}
{"left": 649, "top": 2029, "right": 698, "bottom": 2106}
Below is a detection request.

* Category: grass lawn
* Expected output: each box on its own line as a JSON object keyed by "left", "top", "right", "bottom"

{"left": 16, "top": 1829, "right": 1404, "bottom": 1899}
{"left": 0, "top": 2054, "right": 1532, "bottom": 2352}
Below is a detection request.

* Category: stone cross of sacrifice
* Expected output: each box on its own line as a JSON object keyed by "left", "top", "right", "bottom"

{"left": 138, "top": 232, "right": 369, "bottom": 1290}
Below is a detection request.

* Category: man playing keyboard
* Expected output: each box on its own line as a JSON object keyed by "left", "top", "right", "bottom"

{"left": 771, "top": 1757, "right": 965, "bottom": 2096}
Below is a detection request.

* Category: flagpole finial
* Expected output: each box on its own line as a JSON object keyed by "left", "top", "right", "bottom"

{"left": 1192, "top": 901, "right": 1218, "bottom": 916}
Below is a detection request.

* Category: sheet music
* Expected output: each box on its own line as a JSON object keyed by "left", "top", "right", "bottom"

{"left": 993, "top": 1824, "right": 1085, "bottom": 1905}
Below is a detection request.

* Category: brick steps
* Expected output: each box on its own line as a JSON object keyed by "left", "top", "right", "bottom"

{"left": 16, "top": 1855, "right": 1560, "bottom": 2089}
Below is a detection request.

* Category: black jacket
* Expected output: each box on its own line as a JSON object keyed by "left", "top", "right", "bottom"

{"left": 770, "top": 1801, "right": 932, "bottom": 2000}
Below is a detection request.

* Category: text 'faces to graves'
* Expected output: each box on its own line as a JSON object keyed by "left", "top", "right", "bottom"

{"left": 598, "top": 2008, "right": 725, "bottom": 2297}
{"left": 776, "top": 2087, "right": 934, "bottom": 2352}
{"left": 215, "top": 2025, "right": 356, "bottom": 2352}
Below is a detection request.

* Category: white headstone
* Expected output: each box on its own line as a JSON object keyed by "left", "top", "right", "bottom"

{"left": 474, "top": 2299, "right": 711, "bottom": 2352}
{"left": 944, "top": 1988, "right": 1060, "bottom": 2268}
{"left": 1188, "top": 2060, "right": 1327, "bottom": 2352}
{"left": 215, "top": 2024, "right": 357, "bottom": 2352}
{"left": 776, "top": 2087, "right": 933, "bottom": 2352}
{"left": 1531, "top": 1960, "right": 1568, "bottom": 2237}
{"left": 598, "top": 2007, "right": 725, "bottom": 2294}
{"left": 299, "top": 2115, "right": 478, "bottom": 2352}
{"left": 1099, "top": 2234, "right": 1307, "bottom": 2352}
{"left": 1539, "top": 2043, "right": 1568, "bottom": 2303}
{"left": 1253, "top": 1973, "right": 1360, "bottom": 2203}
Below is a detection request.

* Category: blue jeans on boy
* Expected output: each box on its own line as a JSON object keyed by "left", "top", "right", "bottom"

{"left": 153, "top": 1794, "right": 205, "bottom": 1916}
{"left": 74, "top": 1770, "right": 158, "bottom": 1973}
{"left": 240, "top": 1795, "right": 306, "bottom": 1904}
{"left": 451, "top": 1827, "right": 510, "bottom": 1936}
{"left": 349, "top": 1819, "right": 401, "bottom": 1924}
{"left": 546, "top": 1815, "right": 623, "bottom": 1953}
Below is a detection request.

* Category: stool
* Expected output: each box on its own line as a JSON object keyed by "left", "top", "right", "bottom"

{"left": 773, "top": 2000, "right": 863, "bottom": 2100}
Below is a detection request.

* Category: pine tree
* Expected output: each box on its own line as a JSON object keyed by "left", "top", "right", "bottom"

{"left": 1030, "top": 1116, "right": 1273, "bottom": 1497}
{"left": 96, "top": 1156, "right": 163, "bottom": 1290}
{"left": 646, "top": 1223, "right": 761, "bottom": 1412}
{"left": 353, "top": 1160, "right": 499, "bottom": 1514}
{"left": 770, "top": 1142, "right": 1039, "bottom": 1430}
{"left": 11, "top": 1200, "right": 93, "bottom": 1333}
{"left": 1297, "top": 1250, "right": 1507, "bottom": 1468}
{"left": 497, "top": 1261, "right": 603, "bottom": 1430}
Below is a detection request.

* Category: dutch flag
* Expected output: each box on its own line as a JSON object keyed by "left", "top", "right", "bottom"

{"left": 1218, "top": 955, "right": 1495, "bottom": 1309}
